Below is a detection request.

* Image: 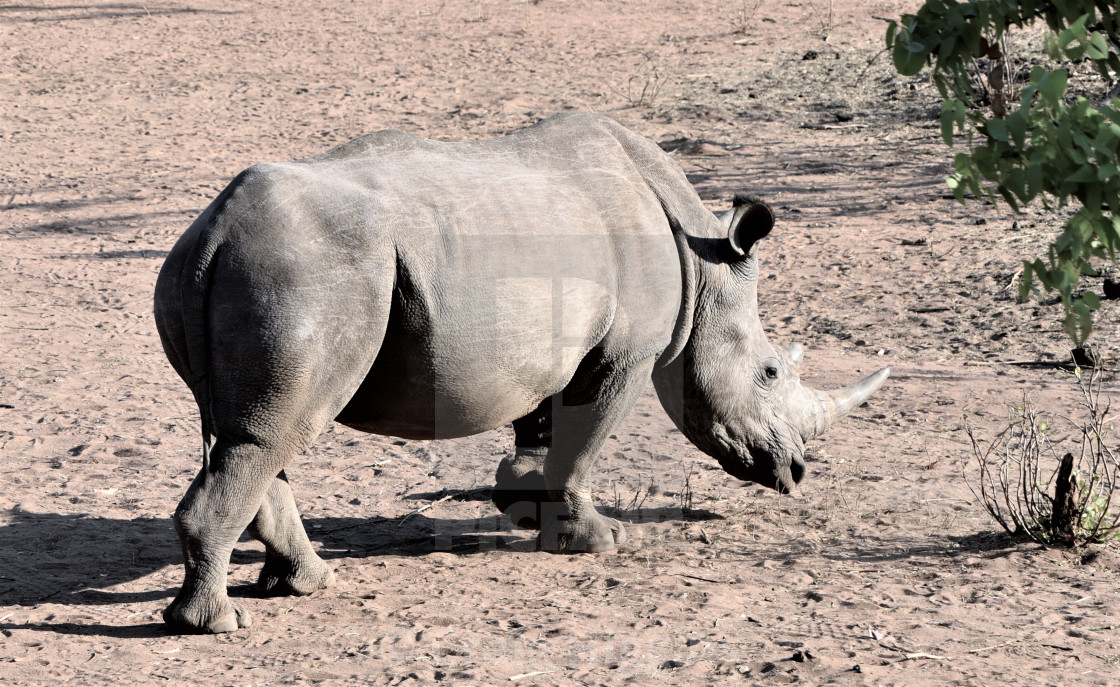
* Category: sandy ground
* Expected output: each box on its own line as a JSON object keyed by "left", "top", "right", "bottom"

{"left": 2, "top": 0, "right": 1119, "bottom": 684}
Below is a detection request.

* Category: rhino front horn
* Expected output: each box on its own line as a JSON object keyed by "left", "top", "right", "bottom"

{"left": 807, "top": 367, "right": 890, "bottom": 440}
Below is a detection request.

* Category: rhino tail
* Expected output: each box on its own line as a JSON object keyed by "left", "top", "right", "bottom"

{"left": 181, "top": 232, "right": 217, "bottom": 471}
{"left": 177, "top": 173, "right": 249, "bottom": 472}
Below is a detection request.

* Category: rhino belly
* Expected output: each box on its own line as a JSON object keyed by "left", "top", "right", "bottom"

{"left": 334, "top": 370, "right": 541, "bottom": 440}
{"left": 335, "top": 275, "right": 612, "bottom": 439}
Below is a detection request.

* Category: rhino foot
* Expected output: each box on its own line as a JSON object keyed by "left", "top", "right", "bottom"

{"left": 163, "top": 593, "right": 251, "bottom": 634}
{"left": 539, "top": 507, "right": 627, "bottom": 553}
{"left": 492, "top": 449, "right": 549, "bottom": 530}
{"left": 257, "top": 555, "right": 336, "bottom": 597}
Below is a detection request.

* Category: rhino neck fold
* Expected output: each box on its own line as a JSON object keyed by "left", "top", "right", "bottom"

{"left": 655, "top": 212, "right": 699, "bottom": 369}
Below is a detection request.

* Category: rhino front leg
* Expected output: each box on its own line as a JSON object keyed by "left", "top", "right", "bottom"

{"left": 248, "top": 471, "right": 336, "bottom": 596}
{"left": 538, "top": 356, "right": 655, "bottom": 553}
{"left": 492, "top": 398, "right": 552, "bottom": 529}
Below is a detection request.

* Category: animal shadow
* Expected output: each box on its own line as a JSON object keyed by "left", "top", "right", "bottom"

{"left": 0, "top": 501, "right": 709, "bottom": 640}
{"left": 0, "top": 501, "right": 712, "bottom": 608}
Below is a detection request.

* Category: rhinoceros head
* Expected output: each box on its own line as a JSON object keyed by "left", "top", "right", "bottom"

{"left": 652, "top": 195, "right": 888, "bottom": 493}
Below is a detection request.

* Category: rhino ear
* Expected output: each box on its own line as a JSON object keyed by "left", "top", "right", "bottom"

{"left": 726, "top": 194, "right": 774, "bottom": 258}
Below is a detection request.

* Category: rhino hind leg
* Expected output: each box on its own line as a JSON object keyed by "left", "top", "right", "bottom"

{"left": 164, "top": 440, "right": 289, "bottom": 634}
{"left": 165, "top": 436, "right": 339, "bottom": 633}
{"left": 492, "top": 398, "right": 553, "bottom": 529}
{"left": 164, "top": 327, "right": 383, "bottom": 632}
{"left": 248, "top": 471, "right": 336, "bottom": 596}
{"left": 537, "top": 356, "right": 656, "bottom": 554}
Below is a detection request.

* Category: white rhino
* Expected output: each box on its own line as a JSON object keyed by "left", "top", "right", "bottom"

{"left": 154, "top": 112, "right": 888, "bottom": 633}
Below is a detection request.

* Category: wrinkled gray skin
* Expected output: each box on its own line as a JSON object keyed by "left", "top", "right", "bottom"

{"left": 154, "top": 112, "right": 888, "bottom": 633}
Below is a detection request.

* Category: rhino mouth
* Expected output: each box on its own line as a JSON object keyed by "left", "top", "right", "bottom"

{"left": 774, "top": 458, "right": 805, "bottom": 494}
{"left": 711, "top": 424, "right": 805, "bottom": 494}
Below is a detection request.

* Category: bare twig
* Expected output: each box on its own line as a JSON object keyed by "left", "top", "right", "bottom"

{"left": 969, "top": 636, "right": 1025, "bottom": 654}
{"left": 677, "top": 573, "right": 721, "bottom": 584}
{"left": 510, "top": 671, "right": 552, "bottom": 681}
{"left": 398, "top": 492, "right": 455, "bottom": 525}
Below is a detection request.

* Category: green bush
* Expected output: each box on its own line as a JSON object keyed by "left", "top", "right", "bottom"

{"left": 887, "top": 1, "right": 1120, "bottom": 343}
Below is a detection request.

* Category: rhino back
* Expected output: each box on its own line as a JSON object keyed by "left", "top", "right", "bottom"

{"left": 323, "top": 116, "right": 685, "bottom": 438}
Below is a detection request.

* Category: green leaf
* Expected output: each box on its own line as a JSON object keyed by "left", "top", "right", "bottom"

{"left": 1079, "top": 309, "right": 1093, "bottom": 343}
{"left": 893, "top": 37, "right": 927, "bottom": 76}
{"left": 1066, "top": 13, "right": 1090, "bottom": 40}
{"left": 1057, "top": 26, "right": 1077, "bottom": 51}
{"left": 1045, "top": 31, "right": 1061, "bottom": 60}
{"left": 999, "top": 186, "right": 1021, "bottom": 213}
{"left": 1086, "top": 32, "right": 1109, "bottom": 61}
{"left": 1019, "top": 261, "right": 1034, "bottom": 302}
{"left": 1083, "top": 184, "right": 1102, "bottom": 220}
{"left": 987, "top": 117, "right": 1010, "bottom": 142}
{"left": 1082, "top": 291, "right": 1101, "bottom": 310}
{"left": 941, "top": 100, "right": 958, "bottom": 145}
{"left": 1037, "top": 69, "right": 1069, "bottom": 105}
{"left": 1005, "top": 110, "right": 1027, "bottom": 147}
{"left": 1067, "top": 165, "right": 1098, "bottom": 183}
{"left": 1025, "top": 163, "right": 1043, "bottom": 202}
{"left": 1065, "top": 312, "right": 1080, "bottom": 343}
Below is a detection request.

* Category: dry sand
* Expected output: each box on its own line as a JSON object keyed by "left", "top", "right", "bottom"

{"left": 1, "top": 1, "right": 1118, "bottom": 684}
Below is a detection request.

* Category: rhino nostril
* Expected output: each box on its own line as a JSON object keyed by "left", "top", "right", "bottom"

{"left": 789, "top": 458, "right": 805, "bottom": 484}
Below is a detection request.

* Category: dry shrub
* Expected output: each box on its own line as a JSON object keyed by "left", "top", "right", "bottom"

{"left": 966, "top": 366, "right": 1120, "bottom": 546}
{"left": 624, "top": 52, "right": 665, "bottom": 108}
{"left": 730, "top": 0, "right": 766, "bottom": 35}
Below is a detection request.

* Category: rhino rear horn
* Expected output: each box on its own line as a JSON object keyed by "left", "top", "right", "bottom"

{"left": 783, "top": 342, "right": 804, "bottom": 368}
{"left": 726, "top": 194, "right": 774, "bottom": 257}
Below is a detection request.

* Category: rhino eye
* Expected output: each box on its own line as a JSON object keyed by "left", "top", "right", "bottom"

{"left": 764, "top": 365, "right": 779, "bottom": 380}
